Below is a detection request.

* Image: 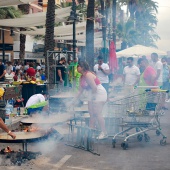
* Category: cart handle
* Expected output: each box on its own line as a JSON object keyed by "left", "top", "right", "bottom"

{"left": 145, "top": 89, "right": 169, "bottom": 93}
{"left": 134, "top": 86, "right": 159, "bottom": 89}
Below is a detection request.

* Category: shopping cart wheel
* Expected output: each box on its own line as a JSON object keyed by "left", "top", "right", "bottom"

{"left": 137, "top": 134, "right": 143, "bottom": 142}
{"left": 112, "top": 139, "right": 116, "bottom": 148}
{"left": 160, "top": 138, "right": 166, "bottom": 146}
{"left": 121, "top": 142, "right": 128, "bottom": 150}
{"left": 144, "top": 134, "right": 150, "bottom": 142}
{"left": 156, "top": 130, "right": 161, "bottom": 136}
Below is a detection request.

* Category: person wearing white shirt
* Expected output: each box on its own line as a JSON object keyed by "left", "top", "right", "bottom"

{"left": 15, "top": 63, "right": 21, "bottom": 70}
{"left": 94, "top": 56, "right": 110, "bottom": 93}
{"left": 6, "top": 62, "right": 13, "bottom": 75}
{"left": 25, "top": 92, "right": 48, "bottom": 115}
{"left": 151, "top": 52, "right": 163, "bottom": 86}
{"left": 123, "top": 57, "right": 140, "bottom": 86}
{"left": 123, "top": 57, "right": 140, "bottom": 96}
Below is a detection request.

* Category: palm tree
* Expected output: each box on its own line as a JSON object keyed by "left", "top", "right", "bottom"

{"left": 44, "top": 0, "right": 55, "bottom": 89}
{"left": 99, "top": 0, "right": 107, "bottom": 61}
{"left": 18, "top": 4, "right": 30, "bottom": 63}
{"left": 117, "top": 0, "right": 159, "bottom": 47}
{"left": 0, "top": 7, "right": 22, "bottom": 19}
{"left": 116, "top": 19, "right": 138, "bottom": 48}
{"left": 86, "top": 0, "right": 95, "bottom": 70}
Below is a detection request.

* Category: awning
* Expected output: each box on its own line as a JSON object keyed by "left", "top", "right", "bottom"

{"left": 66, "top": 38, "right": 104, "bottom": 48}
{"left": 21, "top": 22, "right": 86, "bottom": 36}
{"left": 0, "top": 7, "right": 71, "bottom": 27}
{"left": 0, "top": 0, "right": 34, "bottom": 7}
{"left": 55, "top": 31, "right": 102, "bottom": 41}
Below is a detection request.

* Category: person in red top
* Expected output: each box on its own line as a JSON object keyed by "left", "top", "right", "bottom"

{"left": 26, "top": 63, "right": 36, "bottom": 78}
{"left": 73, "top": 60, "right": 107, "bottom": 139}
{"left": 138, "top": 58, "right": 157, "bottom": 86}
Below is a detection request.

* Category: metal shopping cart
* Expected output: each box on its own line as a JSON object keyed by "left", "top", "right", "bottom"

{"left": 110, "top": 88, "right": 168, "bottom": 150}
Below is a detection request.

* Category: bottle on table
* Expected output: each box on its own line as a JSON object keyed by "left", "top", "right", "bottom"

{"left": 17, "top": 107, "right": 21, "bottom": 116}
{"left": 5, "top": 100, "right": 12, "bottom": 125}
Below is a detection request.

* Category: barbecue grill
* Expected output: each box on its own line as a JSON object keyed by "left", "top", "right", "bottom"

{"left": 0, "top": 131, "right": 45, "bottom": 151}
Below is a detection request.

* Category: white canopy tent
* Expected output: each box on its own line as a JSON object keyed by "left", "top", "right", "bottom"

{"left": 0, "top": 0, "right": 34, "bottom": 7}
{"left": 116, "top": 45, "right": 167, "bottom": 58}
{"left": 0, "top": 7, "right": 71, "bottom": 27}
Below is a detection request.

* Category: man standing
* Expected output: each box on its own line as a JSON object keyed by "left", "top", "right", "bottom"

{"left": 123, "top": 57, "right": 140, "bottom": 95}
{"left": 138, "top": 58, "right": 157, "bottom": 86}
{"left": 6, "top": 61, "right": 13, "bottom": 75}
{"left": 151, "top": 53, "right": 163, "bottom": 86}
{"left": 56, "top": 57, "right": 66, "bottom": 91}
{"left": 0, "top": 60, "right": 6, "bottom": 81}
{"left": 69, "top": 57, "right": 81, "bottom": 91}
{"left": 26, "top": 63, "right": 36, "bottom": 78}
{"left": 94, "top": 56, "right": 110, "bottom": 93}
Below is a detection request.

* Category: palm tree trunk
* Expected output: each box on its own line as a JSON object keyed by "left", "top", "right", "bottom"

{"left": 18, "top": 4, "right": 30, "bottom": 63}
{"left": 100, "top": 0, "right": 107, "bottom": 62}
{"left": 19, "top": 28, "right": 26, "bottom": 63}
{"left": 44, "top": 0, "right": 55, "bottom": 89}
{"left": 112, "top": 0, "right": 116, "bottom": 44}
{"left": 86, "top": 0, "right": 94, "bottom": 70}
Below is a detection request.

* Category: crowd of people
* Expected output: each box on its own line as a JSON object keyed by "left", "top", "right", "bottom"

{"left": 56, "top": 53, "right": 170, "bottom": 139}
{"left": 0, "top": 52, "right": 170, "bottom": 140}
{"left": 0, "top": 60, "right": 46, "bottom": 82}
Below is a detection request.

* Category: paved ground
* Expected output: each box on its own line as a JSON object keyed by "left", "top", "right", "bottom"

{"left": 0, "top": 106, "right": 170, "bottom": 170}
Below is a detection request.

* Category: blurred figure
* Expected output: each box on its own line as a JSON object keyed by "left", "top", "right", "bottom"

{"left": 36, "top": 63, "right": 41, "bottom": 70}
{"left": 24, "top": 62, "right": 29, "bottom": 71}
{"left": 0, "top": 60, "right": 6, "bottom": 81}
{"left": 74, "top": 61, "right": 107, "bottom": 140}
{"left": 138, "top": 58, "right": 157, "bottom": 86}
{"left": 161, "top": 57, "right": 170, "bottom": 106}
{"left": 13, "top": 69, "right": 20, "bottom": 81}
{"left": 6, "top": 61, "right": 13, "bottom": 75}
{"left": 41, "top": 62, "right": 45, "bottom": 71}
{"left": 56, "top": 57, "right": 66, "bottom": 91}
{"left": 94, "top": 56, "right": 110, "bottom": 93}
{"left": 123, "top": 57, "right": 140, "bottom": 86}
{"left": 123, "top": 57, "right": 140, "bottom": 95}
{"left": 26, "top": 63, "right": 36, "bottom": 80}
{"left": 151, "top": 53, "right": 163, "bottom": 87}
{"left": 161, "top": 57, "right": 170, "bottom": 90}
{"left": 69, "top": 57, "right": 81, "bottom": 91}
{"left": 40, "top": 69, "right": 46, "bottom": 80}
{"left": 15, "top": 62, "right": 22, "bottom": 70}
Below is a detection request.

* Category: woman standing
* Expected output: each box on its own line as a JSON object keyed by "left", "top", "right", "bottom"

{"left": 74, "top": 61, "right": 107, "bottom": 139}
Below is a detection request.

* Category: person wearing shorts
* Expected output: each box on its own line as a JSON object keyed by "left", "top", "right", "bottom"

{"left": 74, "top": 60, "right": 107, "bottom": 140}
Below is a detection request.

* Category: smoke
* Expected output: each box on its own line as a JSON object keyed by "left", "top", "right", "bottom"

{"left": 34, "top": 137, "right": 59, "bottom": 155}
{"left": 0, "top": 157, "right": 3, "bottom": 165}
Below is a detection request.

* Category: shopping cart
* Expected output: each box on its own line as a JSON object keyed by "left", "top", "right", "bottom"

{"left": 110, "top": 88, "right": 168, "bottom": 150}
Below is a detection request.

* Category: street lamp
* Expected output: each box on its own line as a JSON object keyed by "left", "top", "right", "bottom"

{"left": 69, "top": 0, "right": 77, "bottom": 60}
{"left": 10, "top": 28, "right": 15, "bottom": 37}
